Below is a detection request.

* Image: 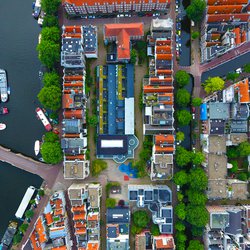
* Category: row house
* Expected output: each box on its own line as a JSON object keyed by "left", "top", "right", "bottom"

{"left": 62, "top": 0, "right": 170, "bottom": 17}
{"left": 200, "top": 0, "right": 250, "bottom": 62}
{"left": 68, "top": 183, "right": 102, "bottom": 250}
{"left": 29, "top": 191, "right": 71, "bottom": 250}
{"left": 144, "top": 18, "right": 175, "bottom": 181}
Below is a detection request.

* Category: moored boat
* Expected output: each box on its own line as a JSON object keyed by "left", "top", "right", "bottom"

{"left": 0, "top": 221, "right": 18, "bottom": 248}
{"left": 0, "top": 123, "right": 6, "bottom": 130}
{"left": 0, "top": 107, "right": 8, "bottom": 115}
{"left": 36, "top": 107, "right": 52, "bottom": 131}
{"left": 0, "top": 69, "right": 8, "bottom": 102}
{"left": 32, "top": 0, "right": 41, "bottom": 19}
{"left": 34, "top": 140, "right": 40, "bottom": 155}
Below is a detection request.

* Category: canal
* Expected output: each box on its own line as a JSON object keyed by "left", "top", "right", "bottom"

{"left": 0, "top": 0, "right": 44, "bottom": 236}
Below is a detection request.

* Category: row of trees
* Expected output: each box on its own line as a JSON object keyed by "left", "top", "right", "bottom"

{"left": 186, "top": 0, "right": 206, "bottom": 23}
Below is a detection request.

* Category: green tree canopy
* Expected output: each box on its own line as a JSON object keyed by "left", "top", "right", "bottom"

{"left": 176, "top": 131, "right": 185, "bottom": 142}
{"left": 174, "top": 170, "right": 189, "bottom": 186}
{"left": 226, "top": 72, "right": 240, "bottom": 81}
{"left": 203, "top": 77, "right": 225, "bottom": 94}
{"left": 37, "top": 40, "right": 60, "bottom": 69}
{"left": 41, "top": 0, "right": 61, "bottom": 15}
{"left": 177, "top": 110, "right": 192, "bottom": 126}
{"left": 41, "top": 27, "right": 60, "bottom": 43}
{"left": 131, "top": 224, "right": 143, "bottom": 235}
{"left": 189, "top": 167, "right": 208, "bottom": 191}
{"left": 13, "top": 233, "right": 22, "bottom": 245}
{"left": 191, "top": 226, "right": 203, "bottom": 237}
{"left": 192, "top": 97, "right": 202, "bottom": 107}
{"left": 176, "top": 89, "right": 191, "bottom": 107}
{"left": 44, "top": 132, "right": 59, "bottom": 143}
{"left": 186, "top": 205, "right": 209, "bottom": 227}
{"left": 176, "top": 146, "right": 191, "bottom": 167}
{"left": 41, "top": 142, "right": 63, "bottom": 164}
{"left": 187, "top": 190, "right": 207, "bottom": 205}
{"left": 237, "top": 141, "right": 250, "bottom": 157}
{"left": 150, "top": 224, "right": 160, "bottom": 236}
{"left": 191, "top": 151, "right": 205, "bottom": 165}
{"left": 43, "top": 15, "right": 59, "bottom": 28}
{"left": 25, "top": 209, "right": 34, "bottom": 219}
{"left": 176, "top": 231, "right": 187, "bottom": 243}
{"left": 130, "top": 49, "right": 137, "bottom": 64}
{"left": 176, "top": 243, "right": 186, "bottom": 250}
{"left": 177, "top": 192, "right": 184, "bottom": 202}
{"left": 91, "top": 160, "right": 107, "bottom": 176}
{"left": 175, "top": 221, "right": 186, "bottom": 232}
{"left": 175, "top": 202, "right": 186, "bottom": 220}
{"left": 106, "top": 198, "right": 116, "bottom": 208}
{"left": 43, "top": 71, "right": 60, "bottom": 87}
{"left": 187, "top": 240, "right": 204, "bottom": 250}
{"left": 227, "top": 146, "right": 239, "bottom": 159}
{"left": 38, "top": 85, "right": 61, "bottom": 111}
{"left": 38, "top": 189, "right": 45, "bottom": 196}
{"left": 175, "top": 70, "right": 190, "bottom": 88}
{"left": 88, "top": 115, "right": 98, "bottom": 127}
{"left": 229, "top": 160, "right": 238, "bottom": 173}
{"left": 243, "top": 63, "right": 250, "bottom": 73}
{"left": 19, "top": 223, "right": 29, "bottom": 234}
{"left": 191, "top": 31, "right": 200, "bottom": 39}
{"left": 133, "top": 210, "right": 150, "bottom": 228}
{"left": 186, "top": 0, "right": 206, "bottom": 23}
{"left": 237, "top": 172, "right": 248, "bottom": 181}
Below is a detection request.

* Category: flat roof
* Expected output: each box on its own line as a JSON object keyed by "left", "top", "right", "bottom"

{"left": 125, "top": 98, "right": 134, "bottom": 135}
{"left": 209, "top": 135, "right": 226, "bottom": 153}
{"left": 209, "top": 102, "right": 230, "bottom": 120}
{"left": 101, "top": 140, "right": 124, "bottom": 148}
{"left": 126, "top": 64, "right": 134, "bottom": 98}
{"left": 108, "top": 65, "right": 116, "bottom": 134}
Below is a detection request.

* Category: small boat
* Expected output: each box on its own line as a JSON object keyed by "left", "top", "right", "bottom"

{"left": 34, "top": 140, "right": 40, "bottom": 156}
{"left": 36, "top": 107, "right": 52, "bottom": 131}
{"left": 0, "top": 221, "right": 18, "bottom": 248}
{"left": 0, "top": 107, "right": 8, "bottom": 115}
{"left": 0, "top": 123, "right": 6, "bottom": 130}
{"left": 0, "top": 69, "right": 8, "bottom": 102}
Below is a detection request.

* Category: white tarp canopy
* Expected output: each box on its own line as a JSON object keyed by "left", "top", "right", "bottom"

{"left": 125, "top": 98, "right": 134, "bottom": 135}
{"left": 101, "top": 140, "right": 123, "bottom": 148}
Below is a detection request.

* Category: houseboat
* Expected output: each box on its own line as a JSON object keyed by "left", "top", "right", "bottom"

{"left": 36, "top": 107, "right": 52, "bottom": 131}
{"left": 0, "top": 69, "right": 8, "bottom": 102}
{"left": 0, "top": 221, "right": 18, "bottom": 249}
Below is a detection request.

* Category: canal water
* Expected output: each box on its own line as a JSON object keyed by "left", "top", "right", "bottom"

{"left": 0, "top": 0, "right": 44, "bottom": 236}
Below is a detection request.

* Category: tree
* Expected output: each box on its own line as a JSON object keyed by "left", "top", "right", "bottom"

{"left": 186, "top": 0, "right": 206, "bottom": 23}
{"left": 176, "top": 146, "right": 191, "bottom": 167}
{"left": 130, "top": 49, "right": 137, "bottom": 64}
{"left": 229, "top": 160, "right": 238, "bottom": 173}
{"left": 187, "top": 190, "right": 207, "bottom": 205}
{"left": 237, "top": 172, "right": 248, "bottom": 181}
{"left": 187, "top": 240, "right": 204, "bottom": 250}
{"left": 175, "top": 70, "right": 190, "bottom": 88}
{"left": 191, "top": 151, "right": 205, "bottom": 165}
{"left": 25, "top": 209, "right": 34, "bottom": 219}
{"left": 30, "top": 199, "right": 36, "bottom": 205}
{"left": 177, "top": 110, "right": 192, "bottom": 126}
{"left": 131, "top": 225, "right": 142, "bottom": 235}
{"left": 43, "top": 71, "right": 60, "bottom": 87}
{"left": 226, "top": 72, "right": 240, "bottom": 81}
{"left": 41, "top": 0, "right": 61, "bottom": 15}
{"left": 176, "top": 89, "right": 191, "bottom": 107}
{"left": 88, "top": 115, "right": 98, "bottom": 127}
{"left": 175, "top": 221, "right": 185, "bottom": 232}
{"left": 43, "top": 15, "right": 59, "bottom": 27}
{"left": 189, "top": 167, "right": 208, "bottom": 191}
{"left": 41, "top": 27, "right": 60, "bottom": 43}
{"left": 237, "top": 141, "right": 250, "bottom": 157}
{"left": 106, "top": 198, "right": 116, "bottom": 208}
{"left": 176, "top": 231, "right": 187, "bottom": 243}
{"left": 227, "top": 146, "right": 239, "bottom": 159}
{"left": 192, "top": 97, "right": 202, "bottom": 107}
{"left": 19, "top": 223, "right": 29, "bottom": 234}
{"left": 41, "top": 142, "right": 63, "bottom": 164}
{"left": 243, "top": 63, "right": 250, "bottom": 73}
{"left": 174, "top": 170, "right": 189, "bottom": 186}
{"left": 177, "top": 192, "right": 184, "bottom": 202}
{"left": 176, "top": 243, "right": 186, "bottom": 250}
{"left": 91, "top": 160, "right": 107, "bottom": 176}
{"left": 133, "top": 210, "right": 150, "bottom": 228}
{"left": 191, "top": 226, "right": 203, "bottom": 237}
{"left": 37, "top": 40, "right": 60, "bottom": 69}
{"left": 175, "top": 203, "right": 186, "bottom": 220}
{"left": 44, "top": 132, "right": 59, "bottom": 143}
{"left": 203, "top": 77, "right": 225, "bottom": 94}
{"left": 186, "top": 205, "right": 209, "bottom": 227}
{"left": 150, "top": 224, "right": 160, "bottom": 236}
{"left": 38, "top": 86, "right": 61, "bottom": 111}
{"left": 38, "top": 189, "right": 45, "bottom": 196}
{"left": 176, "top": 131, "right": 185, "bottom": 142}
{"left": 191, "top": 31, "right": 200, "bottom": 40}
{"left": 13, "top": 233, "right": 22, "bottom": 245}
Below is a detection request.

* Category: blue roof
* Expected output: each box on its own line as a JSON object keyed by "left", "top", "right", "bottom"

{"left": 50, "top": 228, "right": 67, "bottom": 239}
{"left": 200, "top": 103, "right": 208, "bottom": 121}
{"left": 108, "top": 65, "right": 117, "bottom": 134}
{"left": 126, "top": 64, "right": 134, "bottom": 98}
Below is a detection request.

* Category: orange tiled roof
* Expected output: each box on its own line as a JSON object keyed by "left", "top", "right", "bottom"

{"left": 144, "top": 85, "right": 173, "bottom": 93}
{"left": 63, "top": 89, "right": 82, "bottom": 94}
{"left": 66, "top": 154, "right": 85, "bottom": 160}
{"left": 156, "top": 46, "right": 171, "bottom": 53}
{"left": 207, "top": 5, "right": 243, "bottom": 14}
{"left": 104, "top": 23, "right": 144, "bottom": 60}
{"left": 35, "top": 217, "right": 47, "bottom": 244}
{"left": 207, "top": 0, "right": 248, "bottom": 5}
{"left": 155, "top": 146, "right": 174, "bottom": 153}
{"left": 234, "top": 78, "right": 250, "bottom": 103}
{"left": 55, "top": 199, "right": 62, "bottom": 209}
{"left": 45, "top": 213, "right": 53, "bottom": 226}
{"left": 154, "top": 236, "right": 175, "bottom": 249}
{"left": 156, "top": 54, "right": 173, "bottom": 60}
{"left": 64, "top": 82, "right": 83, "bottom": 88}
{"left": 51, "top": 246, "right": 67, "bottom": 250}
{"left": 30, "top": 231, "right": 42, "bottom": 250}
{"left": 54, "top": 208, "right": 63, "bottom": 216}
{"left": 241, "top": 30, "right": 246, "bottom": 42}
{"left": 88, "top": 214, "right": 99, "bottom": 221}
{"left": 206, "top": 41, "right": 221, "bottom": 47}
{"left": 75, "top": 227, "right": 87, "bottom": 235}
{"left": 63, "top": 26, "right": 82, "bottom": 33}
{"left": 156, "top": 69, "right": 173, "bottom": 75}
{"left": 158, "top": 93, "right": 173, "bottom": 105}
{"left": 156, "top": 40, "right": 171, "bottom": 46}
{"left": 150, "top": 77, "right": 172, "bottom": 84}
{"left": 64, "top": 75, "right": 83, "bottom": 81}
{"left": 64, "top": 133, "right": 80, "bottom": 138}
{"left": 207, "top": 13, "right": 249, "bottom": 22}
{"left": 155, "top": 134, "right": 174, "bottom": 145}
{"left": 73, "top": 212, "right": 86, "bottom": 221}
{"left": 64, "top": 109, "right": 83, "bottom": 119}
{"left": 74, "top": 221, "right": 87, "bottom": 228}
{"left": 72, "top": 205, "right": 86, "bottom": 212}
{"left": 233, "top": 27, "right": 241, "bottom": 45}
{"left": 87, "top": 242, "right": 99, "bottom": 250}
{"left": 63, "top": 94, "right": 74, "bottom": 109}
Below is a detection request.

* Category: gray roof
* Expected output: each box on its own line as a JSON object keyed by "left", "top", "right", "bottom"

{"left": 232, "top": 103, "right": 249, "bottom": 120}
{"left": 225, "top": 209, "right": 242, "bottom": 235}
{"left": 107, "top": 226, "right": 118, "bottom": 238}
{"left": 82, "top": 25, "right": 97, "bottom": 53}
{"left": 63, "top": 119, "right": 81, "bottom": 134}
{"left": 211, "top": 212, "right": 229, "bottom": 229}
{"left": 61, "top": 138, "right": 85, "bottom": 149}
{"left": 106, "top": 208, "right": 130, "bottom": 224}
{"left": 210, "top": 119, "right": 225, "bottom": 134}
{"left": 230, "top": 120, "right": 248, "bottom": 133}
{"left": 209, "top": 102, "right": 230, "bottom": 120}
{"left": 107, "top": 239, "right": 129, "bottom": 250}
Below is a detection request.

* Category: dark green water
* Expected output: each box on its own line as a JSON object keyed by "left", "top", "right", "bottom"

{"left": 0, "top": 0, "right": 44, "bottom": 236}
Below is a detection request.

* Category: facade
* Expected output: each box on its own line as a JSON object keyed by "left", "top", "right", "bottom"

{"left": 62, "top": 0, "right": 170, "bottom": 17}
{"left": 68, "top": 183, "right": 102, "bottom": 249}
{"left": 201, "top": 0, "right": 250, "bottom": 62}
{"left": 104, "top": 23, "right": 144, "bottom": 62}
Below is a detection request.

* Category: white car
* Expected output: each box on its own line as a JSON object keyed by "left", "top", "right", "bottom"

{"left": 175, "top": 5, "right": 179, "bottom": 12}
{"left": 177, "top": 185, "right": 180, "bottom": 192}
{"left": 192, "top": 113, "right": 195, "bottom": 119}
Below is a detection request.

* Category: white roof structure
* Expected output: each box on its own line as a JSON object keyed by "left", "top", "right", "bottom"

{"left": 125, "top": 98, "right": 134, "bottom": 135}
{"left": 151, "top": 18, "right": 173, "bottom": 30}
{"left": 101, "top": 140, "right": 123, "bottom": 148}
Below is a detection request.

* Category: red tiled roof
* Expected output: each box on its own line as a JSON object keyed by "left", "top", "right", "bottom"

{"left": 207, "top": 0, "right": 248, "bottom": 5}
{"left": 30, "top": 231, "right": 42, "bottom": 250}
{"left": 155, "top": 146, "right": 175, "bottom": 153}
{"left": 234, "top": 78, "right": 250, "bottom": 103}
{"left": 155, "top": 134, "right": 174, "bottom": 145}
{"left": 88, "top": 214, "right": 99, "bottom": 221}
{"left": 64, "top": 75, "right": 83, "bottom": 81}
{"left": 150, "top": 77, "right": 172, "bottom": 84}
{"left": 64, "top": 109, "right": 83, "bottom": 119}
{"left": 156, "top": 46, "right": 171, "bottom": 53}
{"left": 35, "top": 217, "right": 47, "bottom": 244}
{"left": 72, "top": 205, "right": 86, "bottom": 212}
{"left": 104, "top": 23, "right": 144, "bottom": 60}
{"left": 154, "top": 236, "right": 175, "bottom": 249}
{"left": 64, "top": 82, "right": 83, "bottom": 88}
{"left": 156, "top": 54, "right": 173, "bottom": 60}
{"left": 233, "top": 27, "right": 241, "bottom": 45}
{"left": 75, "top": 227, "right": 87, "bottom": 235}
{"left": 73, "top": 212, "right": 86, "bottom": 221}
{"left": 63, "top": 26, "right": 82, "bottom": 33}
{"left": 63, "top": 94, "right": 74, "bottom": 109}
{"left": 156, "top": 69, "right": 173, "bottom": 75}
{"left": 241, "top": 30, "right": 246, "bottom": 42}
{"left": 156, "top": 40, "right": 171, "bottom": 46}
{"left": 87, "top": 243, "right": 99, "bottom": 250}
{"left": 64, "top": 133, "right": 80, "bottom": 138}
{"left": 45, "top": 213, "right": 53, "bottom": 226}
{"left": 144, "top": 85, "right": 173, "bottom": 93}
{"left": 207, "top": 5, "right": 243, "bottom": 14}
{"left": 66, "top": 154, "right": 85, "bottom": 160}
{"left": 207, "top": 13, "right": 249, "bottom": 22}
{"left": 74, "top": 221, "right": 87, "bottom": 228}
{"left": 51, "top": 246, "right": 67, "bottom": 250}
{"left": 206, "top": 41, "right": 221, "bottom": 47}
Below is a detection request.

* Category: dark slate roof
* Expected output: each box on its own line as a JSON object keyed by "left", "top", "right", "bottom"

{"left": 126, "top": 64, "right": 134, "bottom": 98}
{"left": 63, "top": 119, "right": 80, "bottom": 134}
{"left": 107, "top": 226, "right": 118, "bottom": 238}
{"left": 210, "top": 119, "right": 225, "bottom": 134}
{"left": 161, "top": 224, "right": 173, "bottom": 234}
{"left": 225, "top": 209, "right": 242, "bottom": 235}
{"left": 106, "top": 208, "right": 130, "bottom": 224}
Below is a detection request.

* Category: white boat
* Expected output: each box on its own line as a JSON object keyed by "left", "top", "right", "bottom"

{"left": 34, "top": 140, "right": 40, "bottom": 155}
{"left": 0, "top": 123, "right": 6, "bottom": 130}
{"left": 0, "top": 69, "right": 8, "bottom": 102}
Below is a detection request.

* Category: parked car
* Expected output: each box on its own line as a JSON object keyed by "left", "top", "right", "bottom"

{"left": 192, "top": 113, "right": 195, "bottom": 119}
{"left": 175, "top": 5, "right": 179, "bottom": 12}
{"left": 192, "top": 107, "right": 196, "bottom": 113}
{"left": 177, "top": 185, "right": 180, "bottom": 192}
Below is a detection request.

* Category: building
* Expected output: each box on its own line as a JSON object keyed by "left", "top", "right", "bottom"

{"left": 82, "top": 25, "right": 98, "bottom": 58}
{"left": 96, "top": 64, "right": 139, "bottom": 163}
{"left": 128, "top": 185, "right": 173, "bottom": 234}
{"left": 104, "top": 23, "right": 144, "bottom": 62}
{"left": 62, "top": 0, "right": 170, "bottom": 17}
{"left": 68, "top": 183, "right": 102, "bottom": 249}
{"left": 200, "top": 0, "right": 250, "bottom": 62}
{"left": 152, "top": 235, "right": 175, "bottom": 250}
{"left": 106, "top": 208, "right": 130, "bottom": 250}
